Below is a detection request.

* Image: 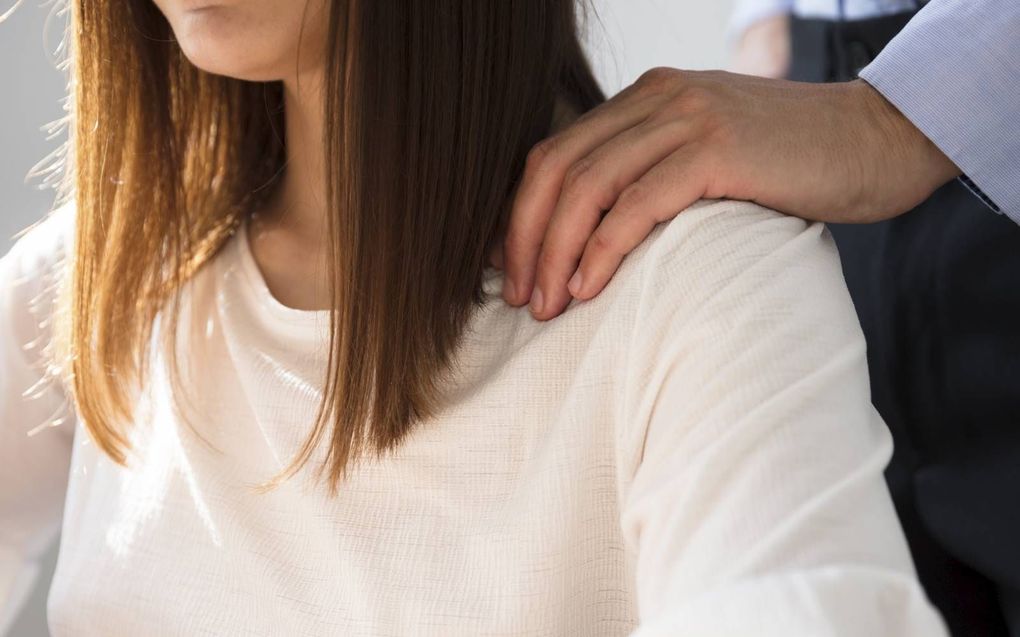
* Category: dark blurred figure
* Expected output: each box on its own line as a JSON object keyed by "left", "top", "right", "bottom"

{"left": 732, "top": 1, "right": 1020, "bottom": 635}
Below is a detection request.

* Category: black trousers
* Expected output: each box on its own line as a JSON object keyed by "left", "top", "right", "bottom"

{"left": 789, "top": 14, "right": 1020, "bottom": 637}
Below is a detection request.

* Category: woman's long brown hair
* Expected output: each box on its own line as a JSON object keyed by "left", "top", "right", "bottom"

{"left": 54, "top": 0, "right": 606, "bottom": 495}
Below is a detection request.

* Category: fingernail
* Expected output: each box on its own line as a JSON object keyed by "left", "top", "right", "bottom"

{"left": 529, "top": 287, "right": 544, "bottom": 315}
{"left": 567, "top": 271, "right": 583, "bottom": 297}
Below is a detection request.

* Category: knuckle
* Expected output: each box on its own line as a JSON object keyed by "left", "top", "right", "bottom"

{"left": 615, "top": 182, "right": 648, "bottom": 214}
{"left": 637, "top": 66, "right": 680, "bottom": 93}
{"left": 588, "top": 226, "right": 619, "bottom": 257}
{"left": 524, "top": 137, "right": 559, "bottom": 176}
{"left": 677, "top": 85, "right": 714, "bottom": 113}
{"left": 562, "top": 161, "right": 618, "bottom": 213}
{"left": 562, "top": 157, "right": 597, "bottom": 192}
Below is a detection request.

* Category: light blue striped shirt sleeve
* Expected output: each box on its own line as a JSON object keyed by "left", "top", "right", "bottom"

{"left": 858, "top": 0, "right": 1020, "bottom": 224}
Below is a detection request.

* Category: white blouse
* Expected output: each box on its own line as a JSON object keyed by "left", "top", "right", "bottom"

{"left": 0, "top": 199, "right": 948, "bottom": 636}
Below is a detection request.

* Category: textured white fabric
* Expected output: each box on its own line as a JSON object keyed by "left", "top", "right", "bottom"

{"left": 0, "top": 199, "right": 948, "bottom": 636}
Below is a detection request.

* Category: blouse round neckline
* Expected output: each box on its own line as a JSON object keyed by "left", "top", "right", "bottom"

{"left": 231, "top": 214, "right": 507, "bottom": 330}
{"left": 233, "top": 214, "right": 332, "bottom": 330}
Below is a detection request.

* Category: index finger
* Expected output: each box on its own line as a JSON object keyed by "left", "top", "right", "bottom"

{"left": 501, "top": 81, "right": 672, "bottom": 307}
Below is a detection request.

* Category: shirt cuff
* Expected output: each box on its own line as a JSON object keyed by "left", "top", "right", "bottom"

{"left": 857, "top": 0, "right": 1020, "bottom": 224}
{"left": 957, "top": 174, "right": 1002, "bottom": 216}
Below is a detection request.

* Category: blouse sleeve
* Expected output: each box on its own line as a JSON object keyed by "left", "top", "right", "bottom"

{"left": 0, "top": 204, "right": 77, "bottom": 636}
{"left": 616, "top": 200, "right": 948, "bottom": 636}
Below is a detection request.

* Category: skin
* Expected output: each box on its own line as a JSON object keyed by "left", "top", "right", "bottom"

{"left": 155, "top": 0, "right": 330, "bottom": 82}
{"left": 154, "top": 0, "right": 334, "bottom": 311}
{"left": 155, "top": 4, "right": 960, "bottom": 321}
{"left": 492, "top": 18, "right": 961, "bottom": 321}
{"left": 153, "top": 0, "right": 585, "bottom": 313}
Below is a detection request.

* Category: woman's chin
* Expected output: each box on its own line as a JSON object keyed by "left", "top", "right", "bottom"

{"left": 175, "top": 40, "right": 283, "bottom": 82}
{"left": 170, "top": 13, "right": 283, "bottom": 81}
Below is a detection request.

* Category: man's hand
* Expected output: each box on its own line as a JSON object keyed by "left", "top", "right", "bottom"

{"left": 494, "top": 68, "right": 961, "bottom": 321}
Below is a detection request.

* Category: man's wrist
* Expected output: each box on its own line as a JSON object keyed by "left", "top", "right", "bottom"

{"left": 850, "top": 79, "right": 961, "bottom": 207}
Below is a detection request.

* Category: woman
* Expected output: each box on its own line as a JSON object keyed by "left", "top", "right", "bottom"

{"left": 0, "top": 1, "right": 946, "bottom": 635}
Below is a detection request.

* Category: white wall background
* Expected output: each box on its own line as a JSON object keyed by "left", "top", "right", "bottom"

{"left": 0, "top": 1, "right": 734, "bottom": 634}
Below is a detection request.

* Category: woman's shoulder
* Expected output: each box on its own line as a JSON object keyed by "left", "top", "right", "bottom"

{"left": 613, "top": 198, "right": 845, "bottom": 317}
{"left": 611, "top": 198, "right": 867, "bottom": 468}
{"left": 1, "top": 200, "right": 76, "bottom": 284}
{"left": 1, "top": 201, "right": 76, "bottom": 367}
{"left": 633, "top": 198, "right": 835, "bottom": 281}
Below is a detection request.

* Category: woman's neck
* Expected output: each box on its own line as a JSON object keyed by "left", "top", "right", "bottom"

{"left": 260, "top": 72, "right": 329, "bottom": 242}
{"left": 244, "top": 72, "right": 332, "bottom": 312}
{"left": 246, "top": 83, "right": 582, "bottom": 311}
{"left": 264, "top": 83, "right": 581, "bottom": 231}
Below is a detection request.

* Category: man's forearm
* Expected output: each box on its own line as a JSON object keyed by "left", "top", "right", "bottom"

{"left": 859, "top": 0, "right": 1020, "bottom": 224}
